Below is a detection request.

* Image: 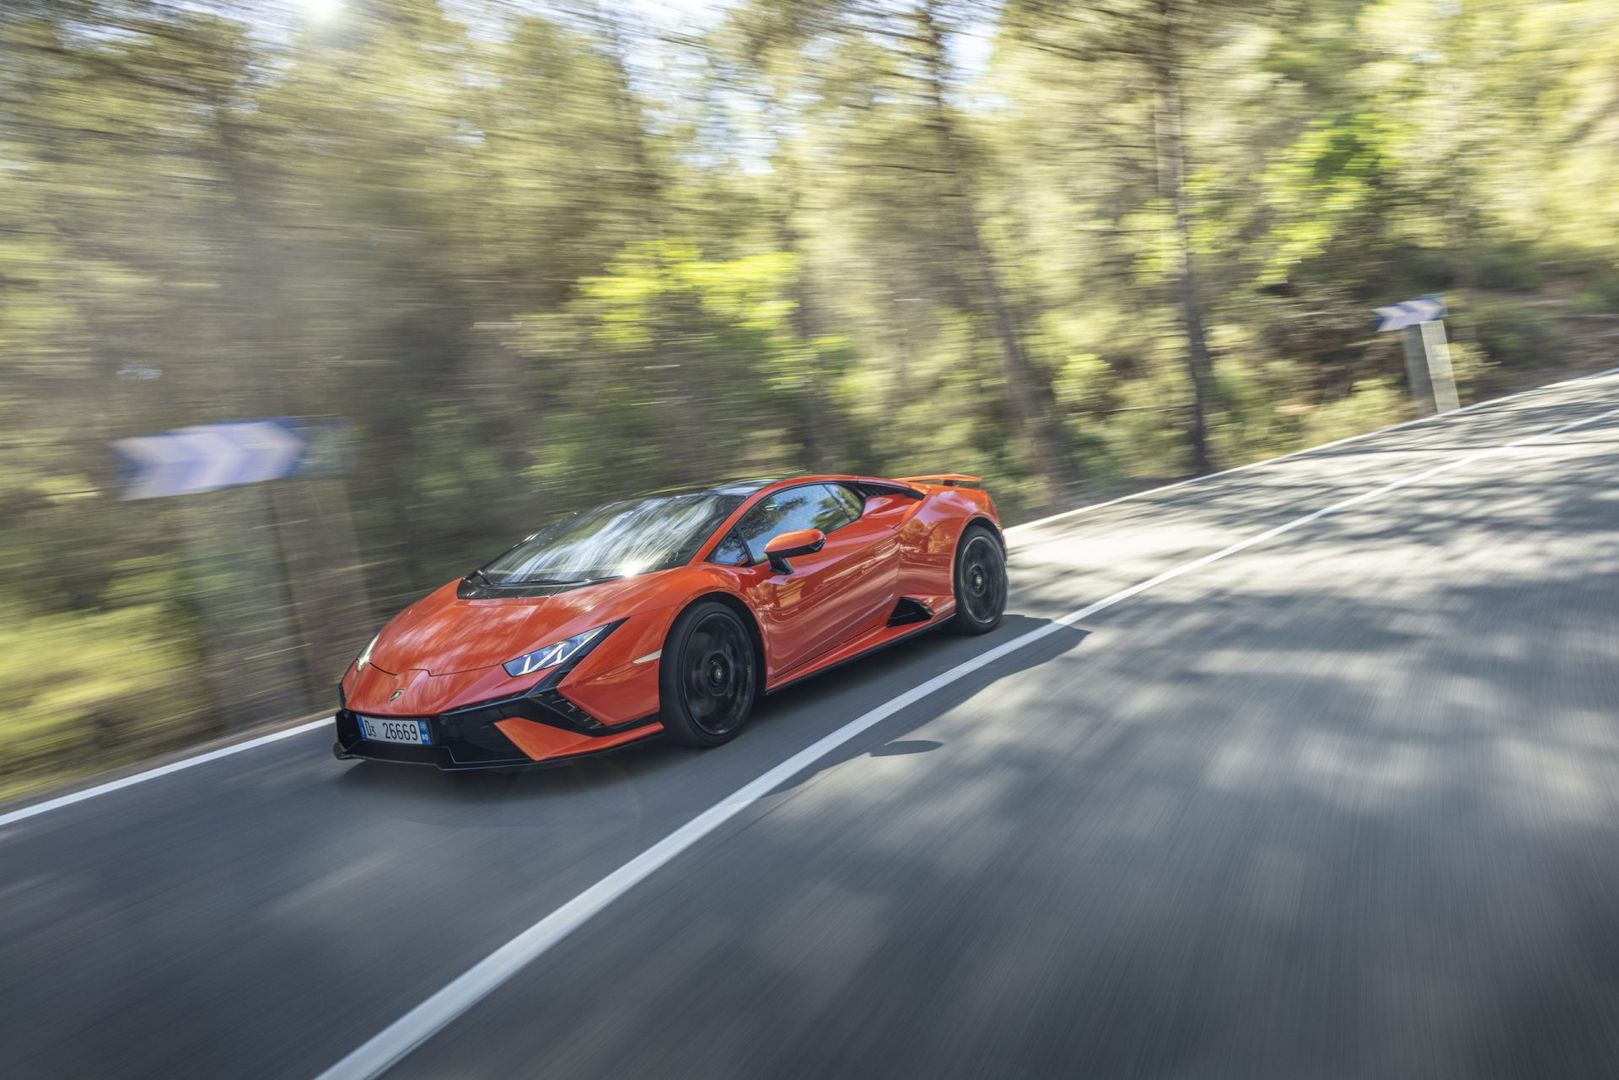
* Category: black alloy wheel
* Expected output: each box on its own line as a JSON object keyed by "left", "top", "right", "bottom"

{"left": 950, "top": 524, "right": 1007, "bottom": 635}
{"left": 660, "top": 600, "right": 758, "bottom": 746}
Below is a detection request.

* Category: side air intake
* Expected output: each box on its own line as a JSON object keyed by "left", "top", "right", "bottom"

{"left": 887, "top": 598, "right": 933, "bottom": 627}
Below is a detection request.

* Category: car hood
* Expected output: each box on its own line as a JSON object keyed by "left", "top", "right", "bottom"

{"left": 368, "top": 575, "right": 650, "bottom": 676}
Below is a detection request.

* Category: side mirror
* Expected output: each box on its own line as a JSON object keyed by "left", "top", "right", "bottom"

{"left": 763, "top": 528, "right": 825, "bottom": 575}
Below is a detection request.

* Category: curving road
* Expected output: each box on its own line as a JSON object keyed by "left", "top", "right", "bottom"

{"left": 4, "top": 370, "right": 1619, "bottom": 1078}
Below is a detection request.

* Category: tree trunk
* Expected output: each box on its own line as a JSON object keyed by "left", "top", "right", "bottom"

{"left": 915, "top": 1, "right": 1078, "bottom": 508}
{"left": 1155, "top": 0, "right": 1215, "bottom": 475}
{"left": 776, "top": 136, "right": 834, "bottom": 471}
{"left": 209, "top": 97, "right": 377, "bottom": 702}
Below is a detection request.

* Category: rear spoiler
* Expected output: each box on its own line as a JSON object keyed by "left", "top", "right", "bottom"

{"left": 894, "top": 473, "right": 982, "bottom": 488}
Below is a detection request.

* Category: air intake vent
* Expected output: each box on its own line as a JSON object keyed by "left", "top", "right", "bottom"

{"left": 887, "top": 598, "right": 933, "bottom": 626}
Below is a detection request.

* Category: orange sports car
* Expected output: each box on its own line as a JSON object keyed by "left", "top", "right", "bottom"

{"left": 333, "top": 474, "right": 1006, "bottom": 769}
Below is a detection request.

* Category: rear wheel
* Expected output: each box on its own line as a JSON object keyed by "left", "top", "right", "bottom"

{"left": 949, "top": 524, "right": 1007, "bottom": 635}
{"left": 659, "top": 600, "right": 758, "bottom": 747}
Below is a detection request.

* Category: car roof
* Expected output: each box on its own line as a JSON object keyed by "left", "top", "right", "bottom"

{"left": 632, "top": 476, "right": 785, "bottom": 499}
{"left": 632, "top": 472, "right": 924, "bottom": 503}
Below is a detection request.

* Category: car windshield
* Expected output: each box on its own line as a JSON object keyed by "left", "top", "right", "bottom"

{"left": 479, "top": 491, "right": 745, "bottom": 584}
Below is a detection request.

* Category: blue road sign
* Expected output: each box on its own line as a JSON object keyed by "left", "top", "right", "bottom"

{"left": 114, "top": 419, "right": 307, "bottom": 500}
{"left": 1374, "top": 295, "right": 1447, "bottom": 333}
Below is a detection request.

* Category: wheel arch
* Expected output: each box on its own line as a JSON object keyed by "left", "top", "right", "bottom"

{"left": 674, "top": 590, "right": 768, "bottom": 699}
{"left": 947, "top": 515, "right": 1009, "bottom": 636}
{"left": 963, "top": 514, "right": 1005, "bottom": 550}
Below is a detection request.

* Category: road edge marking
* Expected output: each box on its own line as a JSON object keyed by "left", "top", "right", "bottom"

{"left": 315, "top": 398, "right": 1619, "bottom": 1080}
{"left": 7, "top": 368, "right": 1613, "bottom": 830}
{"left": 0, "top": 717, "right": 333, "bottom": 830}
{"left": 1005, "top": 364, "right": 1619, "bottom": 537}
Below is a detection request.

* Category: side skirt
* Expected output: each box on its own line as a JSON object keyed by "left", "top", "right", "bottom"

{"left": 764, "top": 612, "right": 953, "bottom": 698}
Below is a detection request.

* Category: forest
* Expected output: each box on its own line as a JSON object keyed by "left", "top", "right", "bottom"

{"left": 3, "top": 0, "right": 1618, "bottom": 795}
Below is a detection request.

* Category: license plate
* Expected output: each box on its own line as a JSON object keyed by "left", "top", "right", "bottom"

{"left": 357, "top": 715, "right": 432, "bottom": 746}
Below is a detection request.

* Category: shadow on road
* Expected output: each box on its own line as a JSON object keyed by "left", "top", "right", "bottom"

{"left": 332, "top": 614, "right": 1092, "bottom": 817}
{"left": 387, "top": 402, "right": 1619, "bottom": 1079}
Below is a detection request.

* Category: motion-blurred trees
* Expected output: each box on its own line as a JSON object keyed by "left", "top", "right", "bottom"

{"left": 3, "top": 0, "right": 1619, "bottom": 793}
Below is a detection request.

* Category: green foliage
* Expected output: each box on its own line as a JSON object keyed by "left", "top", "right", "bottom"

{"left": 1467, "top": 299, "right": 1573, "bottom": 370}
{"left": 0, "top": 602, "right": 206, "bottom": 798}
{"left": 1211, "top": 357, "right": 1309, "bottom": 467}
{"left": 1444, "top": 340, "right": 1498, "bottom": 400}
{"left": 1097, "top": 370, "right": 1195, "bottom": 481}
{"left": 1302, "top": 378, "right": 1408, "bottom": 446}
{"left": 1, "top": 0, "right": 1616, "bottom": 796}
{"left": 1472, "top": 243, "right": 1546, "bottom": 293}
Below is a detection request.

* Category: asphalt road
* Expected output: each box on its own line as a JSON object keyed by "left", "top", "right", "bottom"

{"left": 4, "top": 371, "right": 1619, "bottom": 1079}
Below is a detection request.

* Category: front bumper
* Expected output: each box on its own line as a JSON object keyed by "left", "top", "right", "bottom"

{"left": 333, "top": 662, "right": 658, "bottom": 770}
{"left": 335, "top": 616, "right": 666, "bottom": 770}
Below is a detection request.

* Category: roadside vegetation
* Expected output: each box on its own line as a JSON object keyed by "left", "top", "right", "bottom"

{"left": 3, "top": 0, "right": 1618, "bottom": 798}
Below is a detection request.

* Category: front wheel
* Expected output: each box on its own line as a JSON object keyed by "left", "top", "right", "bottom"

{"left": 949, "top": 524, "right": 1007, "bottom": 635}
{"left": 659, "top": 600, "right": 759, "bottom": 747}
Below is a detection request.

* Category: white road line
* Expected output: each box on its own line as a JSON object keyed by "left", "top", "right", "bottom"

{"left": 1006, "top": 365, "right": 1619, "bottom": 537}
{"left": 315, "top": 400, "right": 1619, "bottom": 1080}
{"left": 0, "top": 718, "right": 332, "bottom": 831}
{"left": 4, "top": 367, "right": 1616, "bottom": 830}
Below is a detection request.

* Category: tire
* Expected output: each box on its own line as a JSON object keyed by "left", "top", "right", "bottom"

{"left": 948, "top": 523, "right": 1007, "bottom": 635}
{"left": 659, "top": 600, "right": 759, "bottom": 747}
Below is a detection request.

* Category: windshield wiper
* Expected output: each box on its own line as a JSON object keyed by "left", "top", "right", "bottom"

{"left": 466, "top": 569, "right": 495, "bottom": 588}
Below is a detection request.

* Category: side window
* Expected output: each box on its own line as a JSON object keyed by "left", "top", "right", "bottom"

{"left": 828, "top": 484, "right": 864, "bottom": 521}
{"left": 733, "top": 484, "right": 854, "bottom": 564}
{"left": 710, "top": 531, "right": 751, "bottom": 566}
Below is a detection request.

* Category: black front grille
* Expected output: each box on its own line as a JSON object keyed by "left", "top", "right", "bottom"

{"left": 335, "top": 708, "right": 530, "bottom": 768}
{"left": 335, "top": 709, "right": 360, "bottom": 744}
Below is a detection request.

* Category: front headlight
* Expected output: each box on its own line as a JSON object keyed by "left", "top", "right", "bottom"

{"left": 355, "top": 631, "right": 380, "bottom": 671}
{"left": 503, "top": 625, "right": 611, "bottom": 678}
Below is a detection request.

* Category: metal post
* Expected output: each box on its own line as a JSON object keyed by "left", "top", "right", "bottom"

{"left": 1402, "top": 325, "right": 1435, "bottom": 415}
{"left": 1421, "top": 319, "right": 1460, "bottom": 413}
{"left": 1376, "top": 295, "right": 1451, "bottom": 415}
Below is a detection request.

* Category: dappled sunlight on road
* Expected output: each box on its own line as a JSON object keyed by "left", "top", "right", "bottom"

{"left": 392, "top": 390, "right": 1619, "bottom": 1078}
